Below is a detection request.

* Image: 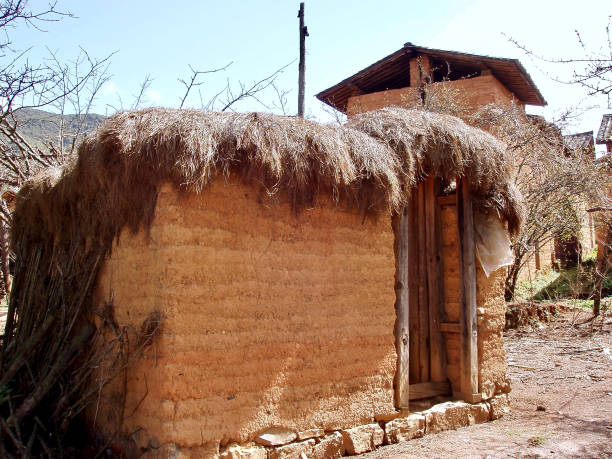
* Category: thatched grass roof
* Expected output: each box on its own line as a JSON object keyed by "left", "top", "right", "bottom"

{"left": 12, "top": 106, "right": 522, "bottom": 248}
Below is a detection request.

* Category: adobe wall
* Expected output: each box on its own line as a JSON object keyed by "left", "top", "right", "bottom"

{"left": 439, "top": 200, "right": 509, "bottom": 397}
{"left": 92, "top": 178, "right": 398, "bottom": 450}
{"left": 476, "top": 260, "right": 510, "bottom": 397}
{"left": 346, "top": 75, "right": 524, "bottom": 117}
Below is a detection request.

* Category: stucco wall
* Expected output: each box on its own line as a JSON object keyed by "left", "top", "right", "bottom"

{"left": 93, "top": 178, "right": 398, "bottom": 449}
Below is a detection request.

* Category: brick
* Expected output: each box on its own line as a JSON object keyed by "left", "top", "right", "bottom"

{"left": 296, "top": 429, "right": 324, "bottom": 440}
{"left": 254, "top": 428, "right": 297, "bottom": 446}
{"left": 468, "top": 402, "right": 491, "bottom": 425}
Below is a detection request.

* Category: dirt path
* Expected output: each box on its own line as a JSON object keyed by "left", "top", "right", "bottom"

{"left": 361, "top": 309, "right": 612, "bottom": 458}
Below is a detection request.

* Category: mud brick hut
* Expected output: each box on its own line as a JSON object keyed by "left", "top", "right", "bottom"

{"left": 7, "top": 107, "right": 521, "bottom": 457}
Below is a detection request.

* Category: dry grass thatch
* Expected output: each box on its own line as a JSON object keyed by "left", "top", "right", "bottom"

{"left": 13, "top": 106, "right": 521, "bottom": 244}
{"left": 0, "top": 106, "right": 522, "bottom": 456}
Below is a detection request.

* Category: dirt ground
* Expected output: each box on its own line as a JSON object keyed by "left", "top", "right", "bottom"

{"left": 362, "top": 308, "right": 612, "bottom": 458}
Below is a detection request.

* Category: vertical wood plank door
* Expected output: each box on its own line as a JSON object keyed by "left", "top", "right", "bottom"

{"left": 396, "top": 177, "right": 449, "bottom": 408}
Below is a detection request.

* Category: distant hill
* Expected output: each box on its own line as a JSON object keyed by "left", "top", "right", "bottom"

{"left": 12, "top": 108, "right": 105, "bottom": 152}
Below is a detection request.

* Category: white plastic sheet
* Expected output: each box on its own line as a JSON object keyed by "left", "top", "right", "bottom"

{"left": 474, "top": 212, "right": 514, "bottom": 277}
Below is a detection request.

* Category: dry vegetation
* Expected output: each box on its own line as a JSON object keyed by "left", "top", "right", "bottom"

{"left": 470, "top": 103, "right": 607, "bottom": 300}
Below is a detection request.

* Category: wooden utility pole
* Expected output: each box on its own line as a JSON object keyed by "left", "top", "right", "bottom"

{"left": 298, "top": 2, "right": 308, "bottom": 117}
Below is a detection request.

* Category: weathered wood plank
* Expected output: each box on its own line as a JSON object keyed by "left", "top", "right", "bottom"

{"left": 440, "top": 322, "right": 461, "bottom": 334}
{"left": 408, "top": 381, "right": 452, "bottom": 401}
{"left": 408, "top": 191, "right": 420, "bottom": 383}
{"left": 457, "top": 179, "right": 479, "bottom": 399}
{"left": 426, "top": 177, "right": 447, "bottom": 383}
{"left": 436, "top": 194, "right": 457, "bottom": 207}
{"left": 395, "top": 205, "right": 411, "bottom": 408}
{"left": 417, "top": 181, "right": 430, "bottom": 383}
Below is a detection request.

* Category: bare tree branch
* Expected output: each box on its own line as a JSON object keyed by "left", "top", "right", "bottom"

{"left": 131, "top": 74, "right": 152, "bottom": 110}
{"left": 507, "top": 16, "right": 612, "bottom": 106}
{"left": 219, "top": 60, "right": 293, "bottom": 112}
{"left": 178, "top": 61, "right": 233, "bottom": 109}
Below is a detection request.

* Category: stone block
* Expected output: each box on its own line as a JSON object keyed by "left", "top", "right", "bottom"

{"left": 296, "top": 429, "right": 324, "bottom": 441}
{"left": 480, "top": 380, "right": 496, "bottom": 399}
{"left": 340, "top": 424, "right": 384, "bottom": 455}
{"left": 489, "top": 393, "right": 510, "bottom": 420}
{"left": 467, "top": 402, "right": 491, "bottom": 425}
{"left": 219, "top": 442, "right": 267, "bottom": 459}
{"left": 385, "top": 414, "right": 425, "bottom": 444}
{"left": 310, "top": 432, "right": 344, "bottom": 459}
{"left": 424, "top": 401, "right": 469, "bottom": 434}
{"left": 424, "top": 401, "right": 491, "bottom": 434}
{"left": 374, "top": 410, "right": 402, "bottom": 422}
{"left": 498, "top": 377, "right": 511, "bottom": 393}
{"left": 255, "top": 428, "right": 297, "bottom": 446}
{"left": 268, "top": 439, "right": 315, "bottom": 459}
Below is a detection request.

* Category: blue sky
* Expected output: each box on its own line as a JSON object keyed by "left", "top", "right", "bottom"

{"left": 14, "top": 0, "right": 612, "bottom": 150}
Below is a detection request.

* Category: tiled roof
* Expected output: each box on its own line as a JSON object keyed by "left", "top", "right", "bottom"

{"left": 596, "top": 114, "right": 612, "bottom": 144}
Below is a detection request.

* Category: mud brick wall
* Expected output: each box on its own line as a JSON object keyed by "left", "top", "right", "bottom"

{"left": 93, "top": 178, "right": 398, "bottom": 448}
{"left": 346, "top": 75, "right": 524, "bottom": 117}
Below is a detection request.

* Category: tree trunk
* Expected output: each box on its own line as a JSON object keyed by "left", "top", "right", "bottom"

{"left": 0, "top": 219, "right": 11, "bottom": 299}
{"left": 505, "top": 255, "right": 523, "bottom": 301}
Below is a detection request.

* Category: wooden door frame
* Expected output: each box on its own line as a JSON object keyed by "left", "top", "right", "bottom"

{"left": 456, "top": 179, "right": 481, "bottom": 402}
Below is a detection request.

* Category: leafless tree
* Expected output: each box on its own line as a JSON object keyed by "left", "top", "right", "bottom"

{"left": 0, "top": 0, "right": 111, "bottom": 297}
{"left": 508, "top": 16, "right": 612, "bottom": 107}
{"left": 179, "top": 60, "right": 295, "bottom": 112}
{"left": 178, "top": 62, "right": 233, "bottom": 109}
{"left": 470, "top": 103, "right": 607, "bottom": 300}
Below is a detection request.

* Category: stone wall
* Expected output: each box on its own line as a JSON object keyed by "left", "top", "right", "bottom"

{"left": 144, "top": 394, "right": 510, "bottom": 458}
{"left": 93, "top": 178, "right": 398, "bottom": 451}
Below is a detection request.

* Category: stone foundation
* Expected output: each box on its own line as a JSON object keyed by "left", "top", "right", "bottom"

{"left": 140, "top": 394, "right": 510, "bottom": 458}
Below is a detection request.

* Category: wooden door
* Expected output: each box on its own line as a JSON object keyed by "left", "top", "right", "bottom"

{"left": 395, "top": 177, "right": 449, "bottom": 408}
